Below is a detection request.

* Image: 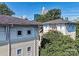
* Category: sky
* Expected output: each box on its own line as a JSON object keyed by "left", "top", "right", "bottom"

{"left": 5, "top": 2, "right": 79, "bottom": 21}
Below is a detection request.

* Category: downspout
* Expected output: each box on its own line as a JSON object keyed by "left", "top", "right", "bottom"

{"left": 6, "top": 25, "right": 11, "bottom": 56}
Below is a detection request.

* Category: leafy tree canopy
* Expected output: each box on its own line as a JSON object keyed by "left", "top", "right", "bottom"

{"left": 76, "top": 22, "right": 79, "bottom": 39}
{"left": 40, "top": 31, "right": 79, "bottom": 56}
{"left": 35, "top": 9, "right": 61, "bottom": 22}
{"left": 0, "top": 3, "right": 15, "bottom": 16}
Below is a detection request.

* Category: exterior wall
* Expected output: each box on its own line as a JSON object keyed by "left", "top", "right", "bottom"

{"left": 43, "top": 24, "right": 67, "bottom": 35}
{"left": 0, "top": 39, "right": 39, "bottom": 56}
{"left": 0, "top": 25, "right": 39, "bottom": 56}
{"left": 0, "top": 25, "right": 39, "bottom": 41}
{"left": 67, "top": 32, "right": 76, "bottom": 40}
{"left": 43, "top": 24, "right": 50, "bottom": 33}
{"left": 0, "top": 26, "right": 6, "bottom": 41}
{"left": 43, "top": 23, "right": 76, "bottom": 39}
{"left": 66, "top": 24, "right": 76, "bottom": 40}
{"left": 0, "top": 45, "right": 8, "bottom": 56}
{"left": 56, "top": 24, "right": 67, "bottom": 35}
{"left": 66, "top": 23, "right": 76, "bottom": 32}
{"left": 11, "top": 40, "right": 36, "bottom": 56}
{"left": 10, "top": 26, "right": 39, "bottom": 41}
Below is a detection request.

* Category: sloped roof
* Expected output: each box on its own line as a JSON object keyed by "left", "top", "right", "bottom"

{"left": 0, "top": 15, "right": 41, "bottom": 26}
{"left": 43, "top": 19, "right": 75, "bottom": 24}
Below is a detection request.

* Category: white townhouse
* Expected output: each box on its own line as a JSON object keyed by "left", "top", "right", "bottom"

{"left": 0, "top": 15, "right": 41, "bottom": 56}
{"left": 43, "top": 19, "right": 76, "bottom": 40}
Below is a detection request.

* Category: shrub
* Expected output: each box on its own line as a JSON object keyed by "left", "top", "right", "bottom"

{"left": 40, "top": 31, "right": 79, "bottom": 56}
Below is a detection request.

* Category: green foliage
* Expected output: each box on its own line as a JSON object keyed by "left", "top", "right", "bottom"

{"left": 40, "top": 31, "right": 79, "bottom": 56}
{"left": 75, "top": 22, "right": 79, "bottom": 54}
{"left": 35, "top": 9, "right": 61, "bottom": 22}
{"left": 35, "top": 15, "right": 47, "bottom": 22}
{"left": 76, "top": 23, "right": 79, "bottom": 39}
{"left": 45, "top": 9, "right": 61, "bottom": 20}
{"left": 34, "top": 14, "right": 41, "bottom": 21}
{"left": 0, "top": 3, "right": 15, "bottom": 16}
{"left": 75, "top": 39, "right": 79, "bottom": 54}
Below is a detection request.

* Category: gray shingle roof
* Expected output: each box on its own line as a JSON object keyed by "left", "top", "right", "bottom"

{"left": 0, "top": 15, "right": 41, "bottom": 25}
{"left": 43, "top": 19, "right": 75, "bottom": 24}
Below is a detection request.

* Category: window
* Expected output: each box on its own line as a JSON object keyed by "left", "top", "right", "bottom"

{"left": 17, "top": 31, "right": 22, "bottom": 35}
{"left": 27, "top": 47, "right": 31, "bottom": 51}
{"left": 17, "top": 49, "right": 22, "bottom": 55}
{"left": 27, "top": 30, "right": 31, "bottom": 34}
{"left": 27, "top": 47, "right": 32, "bottom": 56}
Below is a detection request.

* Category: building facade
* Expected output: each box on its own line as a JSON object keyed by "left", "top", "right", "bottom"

{"left": 43, "top": 19, "right": 76, "bottom": 40}
{"left": 0, "top": 15, "right": 40, "bottom": 56}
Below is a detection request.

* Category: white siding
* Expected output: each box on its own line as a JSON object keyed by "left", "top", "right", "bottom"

{"left": 43, "top": 24, "right": 68, "bottom": 35}
{"left": 56, "top": 24, "right": 67, "bottom": 35}
{"left": 43, "top": 24, "right": 51, "bottom": 33}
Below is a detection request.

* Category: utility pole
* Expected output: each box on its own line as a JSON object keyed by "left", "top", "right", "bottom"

{"left": 6, "top": 25, "right": 11, "bottom": 56}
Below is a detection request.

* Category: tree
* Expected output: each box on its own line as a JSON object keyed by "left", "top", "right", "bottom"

{"left": 45, "top": 9, "right": 61, "bottom": 20}
{"left": 35, "top": 9, "right": 61, "bottom": 22}
{"left": 35, "top": 15, "right": 47, "bottom": 22}
{"left": 34, "top": 14, "right": 41, "bottom": 21}
{"left": 76, "top": 21, "right": 79, "bottom": 39}
{"left": 76, "top": 21, "right": 79, "bottom": 53}
{"left": 0, "top": 3, "right": 15, "bottom": 16}
{"left": 40, "top": 31, "right": 79, "bottom": 56}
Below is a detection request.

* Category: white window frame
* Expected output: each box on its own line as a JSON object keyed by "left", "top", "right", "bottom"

{"left": 26, "top": 46, "right": 32, "bottom": 56}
